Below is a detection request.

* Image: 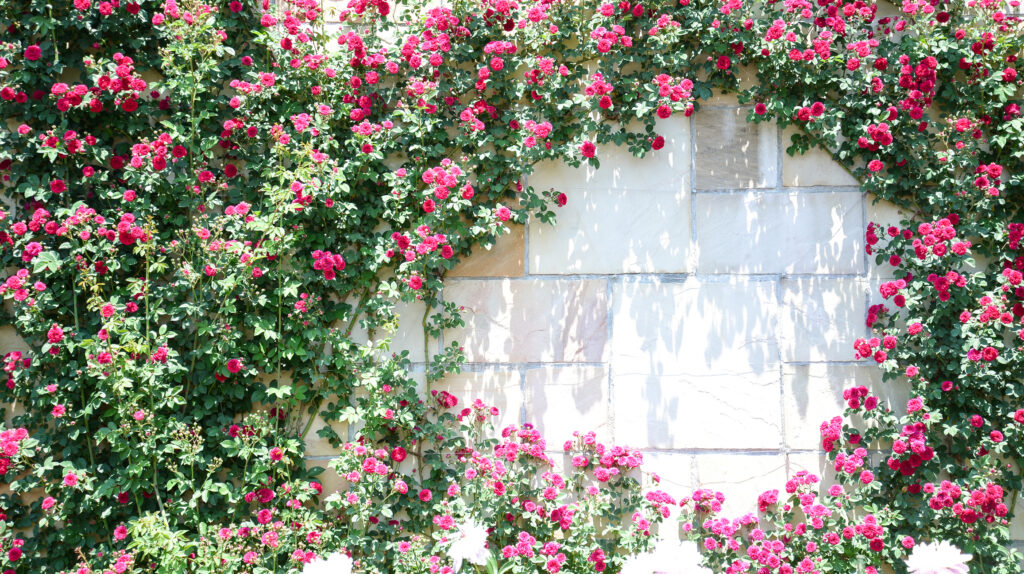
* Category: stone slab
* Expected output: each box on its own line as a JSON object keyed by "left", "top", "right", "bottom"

{"left": 781, "top": 126, "right": 859, "bottom": 187}
{"left": 524, "top": 365, "right": 609, "bottom": 444}
{"left": 529, "top": 186, "right": 689, "bottom": 274}
{"left": 695, "top": 191, "right": 864, "bottom": 274}
{"left": 444, "top": 279, "right": 608, "bottom": 363}
{"left": 450, "top": 225, "right": 525, "bottom": 278}
{"left": 695, "top": 107, "right": 778, "bottom": 189}
{"left": 780, "top": 277, "right": 869, "bottom": 362}
{"left": 612, "top": 371, "right": 782, "bottom": 450}
{"left": 611, "top": 278, "right": 779, "bottom": 377}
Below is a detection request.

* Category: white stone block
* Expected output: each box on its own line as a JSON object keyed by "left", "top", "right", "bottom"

{"left": 612, "top": 371, "right": 782, "bottom": 450}
{"left": 695, "top": 191, "right": 864, "bottom": 274}
{"left": 0, "top": 326, "right": 29, "bottom": 354}
{"left": 780, "top": 277, "right": 868, "bottom": 362}
{"left": 444, "top": 279, "right": 608, "bottom": 363}
{"left": 786, "top": 452, "right": 842, "bottom": 498}
{"left": 1012, "top": 500, "right": 1024, "bottom": 541}
{"left": 304, "top": 415, "right": 348, "bottom": 457}
{"left": 611, "top": 278, "right": 779, "bottom": 377}
{"left": 866, "top": 195, "right": 910, "bottom": 281}
{"left": 529, "top": 186, "right": 689, "bottom": 274}
{"left": 781, "top": 126, "right": 859, "bottom": 187}
{"left": 524, "top": 366, "right": 609, "bottom": 444}
{"left": 451, "top": 225, "right": 524, "bottom": 278}
{"left": 694, "top": 107, "right": 778, "bottom": 189}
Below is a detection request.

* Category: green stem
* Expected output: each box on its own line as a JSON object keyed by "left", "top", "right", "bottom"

{"left": 298, "top": 286, "right": 374, "bottom": 442}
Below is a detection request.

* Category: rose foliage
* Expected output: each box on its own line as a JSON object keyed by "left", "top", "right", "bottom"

{"left": 0, "top": 0, "right": 1021, "bottom": 572}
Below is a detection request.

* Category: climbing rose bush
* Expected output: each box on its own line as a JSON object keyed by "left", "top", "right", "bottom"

{"left": 0, "top": 0, "right": 1021, "bottom": 572}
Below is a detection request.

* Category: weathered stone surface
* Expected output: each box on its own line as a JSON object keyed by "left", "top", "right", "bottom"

{"left": 444, "top": 279, "right": 609, "bottom": 363}
{"left": 524, "top": 366, "right": 609, "bottom": 444}
{"left": 695, "top": 107, "right": 778, "bottom": 189}
{"left": 782, "top": 364, "right": 909, "bottom": 451}
{"left": 451, "top": 225, "right": 525, "bottom": 278}
{"left": 529, "top": 186, "right": 690, "bottom": 274}
{"left": 781, "top": 126, "right": 859, "bottom": 187}
{"left": 695, "top": 191, "right": 864, "bottom": 274}
{"left": 530, "top": 116, "right": 690, "bottom": 193}
{"left": 780, "top": 277, "right": 868, "bottom": 362}
{"left": 432, "top": 368, "right": 523, "bottom": 430}
{"left": 693, "top": 453, "right": 788, "bottom": 516}
{"left": 613, "top": 371, "right": 782, "bottom": 450}
{"left": 611, "top": 278, "right": 779, "bottom": 377}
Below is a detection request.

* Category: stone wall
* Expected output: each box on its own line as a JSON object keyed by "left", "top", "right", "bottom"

{"left": 431, "top": 95, "right": 883, "bottom": 516}
{"left": 312, "top": 91, "right": 1024, "bottom": 547}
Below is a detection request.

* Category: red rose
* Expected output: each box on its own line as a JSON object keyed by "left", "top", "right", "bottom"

{"left": 24, "top": 45, "right": 42, "bottom": 61}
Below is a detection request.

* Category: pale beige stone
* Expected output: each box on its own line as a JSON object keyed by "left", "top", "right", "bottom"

{"left": 613, "top": 371, "right": 782, "bottom": 450}
{"left": 780, "top": 277, "right": 868, "bottom": 362}
{"left": 529, "top": 186, "right": 689, "bottom": 274}
{"left": 694, "top": 107, "right": 778, "bottom": 189}
{"left": 782, "top": 363, "right": 910, "bottom": 451}
{"left": 444, "top": 279, "right": 608, "bottom": 363}
{"left": 450, "top": 225, "right": 524, "bottom": 278}
{"left": 524, "top": 366, "right": 608, "bottom": 444}
{"left": 431, "top": 369, "right": 523, "bottom": 430}
{"left": 693, "top": 453, "right": 788, "bottom": 516}
{"left": 611, "top": 278, "right": 779, "bottom": 377}
{"left": 349, "top": 298, "right": 430, "bottom": 363}
{"left": 781, "top": 126, "right": 859, "bottom": 187}
{"left": 530, "top": 115, "right": 690, "bottom": 193}
{"left": 703, "top": 65, "right": 760, "bottom": 106}
{"left": 306, "top": 458, "right": 347, "bottom": 495}
{"left": 866, "top": 195, "right": 909, "bottom": 230}
{"left": 695, "top": 191, "right": 864, "bottom": 274}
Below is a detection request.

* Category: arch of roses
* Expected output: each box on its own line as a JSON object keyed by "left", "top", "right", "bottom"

{"left": 0, "top": 0, "right": 1021, "bottom": 572}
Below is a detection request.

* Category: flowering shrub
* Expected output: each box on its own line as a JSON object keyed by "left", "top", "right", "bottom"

{"left": 0, "top": 0, "right": 1021, "bottom": 572}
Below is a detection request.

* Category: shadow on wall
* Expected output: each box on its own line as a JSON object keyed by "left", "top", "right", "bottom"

{"left": 442, "top": 278, "right": 609, "bottom": 365}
